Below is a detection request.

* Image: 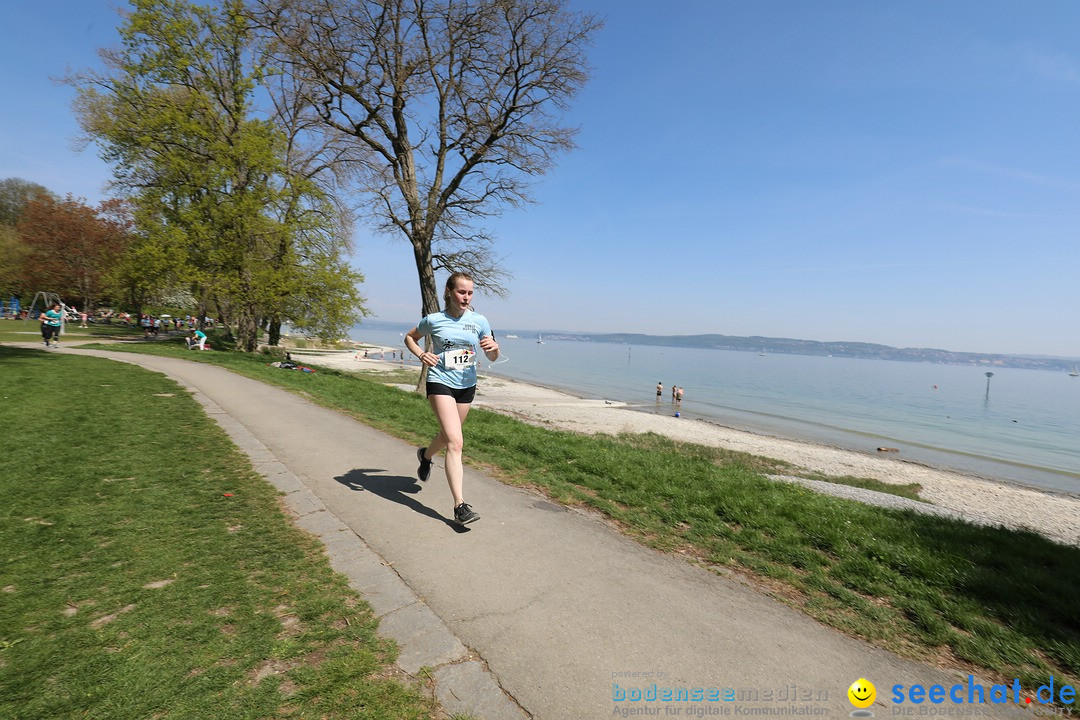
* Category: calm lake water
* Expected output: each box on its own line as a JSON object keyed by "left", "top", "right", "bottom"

{"left": 351, "top": 324, "right": 1080, "bottom": 495}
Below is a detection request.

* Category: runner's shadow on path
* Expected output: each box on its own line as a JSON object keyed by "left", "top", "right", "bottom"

{"left": 334, "top": 468, "right": 466, "bottom": 532}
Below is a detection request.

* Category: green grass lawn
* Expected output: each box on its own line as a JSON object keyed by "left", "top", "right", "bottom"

{"left": 0, "top": 346, "right": 439, "bottom": 720}
{"left": 70, "top": 339, "right": 1080, "bottom": 705}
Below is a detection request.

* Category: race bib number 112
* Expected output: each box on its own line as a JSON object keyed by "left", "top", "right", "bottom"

{"left": 443, "top": 348, "right": 476, "bottom": 368}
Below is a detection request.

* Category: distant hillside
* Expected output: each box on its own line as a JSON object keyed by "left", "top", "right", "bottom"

{"left": 537, "top": 332, "right": 1080, "bottom": 373}
{"left": 362, "top": 319, "right": 1078, "bottom": 372}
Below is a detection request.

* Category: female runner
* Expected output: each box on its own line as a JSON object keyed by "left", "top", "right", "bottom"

{"left": 404, "top": 272, "right": 500, "bottom": 525}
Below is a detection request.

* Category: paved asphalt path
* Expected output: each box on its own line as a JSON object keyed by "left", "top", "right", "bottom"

{"left": 31, "top": 346, "right": 1028, "bottom": 719}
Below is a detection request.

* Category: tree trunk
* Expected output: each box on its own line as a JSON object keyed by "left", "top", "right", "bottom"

{"left": 268, "top": 317, "right": 281, "bottom": 346}
{"left": 412, "top": 234, "right": 439, "bottom": 392}
{"left": 413, "top": 235, "right": 440, "bottom": 318}
{"left": 235, "top": 303, "right": 259, "bottom": 352}
{"left": 236, "top": 317, "right": 257, "bottom": 351}
{"left": 130, "top": 285, "right": 141, "bottom": 322}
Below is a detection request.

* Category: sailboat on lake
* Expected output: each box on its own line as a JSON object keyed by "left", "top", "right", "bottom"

{"left": 1070, "top": 366, "right": 1079, "bottom": 377}
{"left": 536, "top": 333, "right": 544, "bottom": 345}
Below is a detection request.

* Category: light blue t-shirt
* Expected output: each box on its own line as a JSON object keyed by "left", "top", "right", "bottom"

{"left": 417, "top": 310, "right": 492, "bottom": 389}
{"left": 43, "top": 309, "right": 63, "bottom": 327}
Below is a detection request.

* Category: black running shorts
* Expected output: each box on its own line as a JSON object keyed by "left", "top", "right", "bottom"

{"left": 426, "top": 382, "right": 476, "bottom": 404}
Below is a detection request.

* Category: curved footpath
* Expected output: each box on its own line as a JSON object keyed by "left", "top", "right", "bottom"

{"left": 49, "top": 347, "right": 1030, "bottom": 719}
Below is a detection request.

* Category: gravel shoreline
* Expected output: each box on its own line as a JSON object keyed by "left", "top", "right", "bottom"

{"left": 293, "top": 349, "right": 1080, "bottom": 548}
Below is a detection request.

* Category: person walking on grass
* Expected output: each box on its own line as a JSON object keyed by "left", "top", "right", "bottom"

{"left": 40, "top": 303, "right": 63, "bottom": 348}
{"left": 404, "top": 272, "right": 500, "bottom": 526}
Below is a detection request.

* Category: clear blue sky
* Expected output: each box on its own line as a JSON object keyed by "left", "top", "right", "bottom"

{"left": 4, "top": 1, "right": 1080, "bottom": 357}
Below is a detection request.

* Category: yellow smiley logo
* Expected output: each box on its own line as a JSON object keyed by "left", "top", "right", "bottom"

{"left": 848, "top": 678, "right": 876, "bottom": 709}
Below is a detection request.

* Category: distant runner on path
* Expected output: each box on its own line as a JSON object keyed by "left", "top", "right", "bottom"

{"left": 41, "top": 303, "right": 63, "bottom": 348}
{"left": 405, "top": 272, "right": 500, "bottom": 527}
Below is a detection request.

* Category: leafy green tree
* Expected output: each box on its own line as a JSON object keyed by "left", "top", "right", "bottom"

{"left": 71, "top": 0, "right": 366, "bottom": 350}
{"left": 255, "top": 64, "right": 369, "bottom": 345}
{"left": 251, "top": 0, "right": 601, "bottom": 317}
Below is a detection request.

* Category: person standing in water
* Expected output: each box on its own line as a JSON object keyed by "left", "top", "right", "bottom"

{"left": 404, "top": 272, "right": 500, "bottom": 526}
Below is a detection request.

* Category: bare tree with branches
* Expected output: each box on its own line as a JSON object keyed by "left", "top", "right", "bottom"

{"left": 251, "top": 0, "right": 602, "bottom": 316}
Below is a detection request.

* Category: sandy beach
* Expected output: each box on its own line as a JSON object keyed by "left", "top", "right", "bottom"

{"left": 290, "top": 347, "right": 1080, "bottom": 548}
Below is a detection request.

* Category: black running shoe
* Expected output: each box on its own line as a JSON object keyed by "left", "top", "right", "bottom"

{"left": 416, "top": 447, "right": 432, "bottom": 482}
{"left": 454, "top": 502, "right": 480, "bottom": 525}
